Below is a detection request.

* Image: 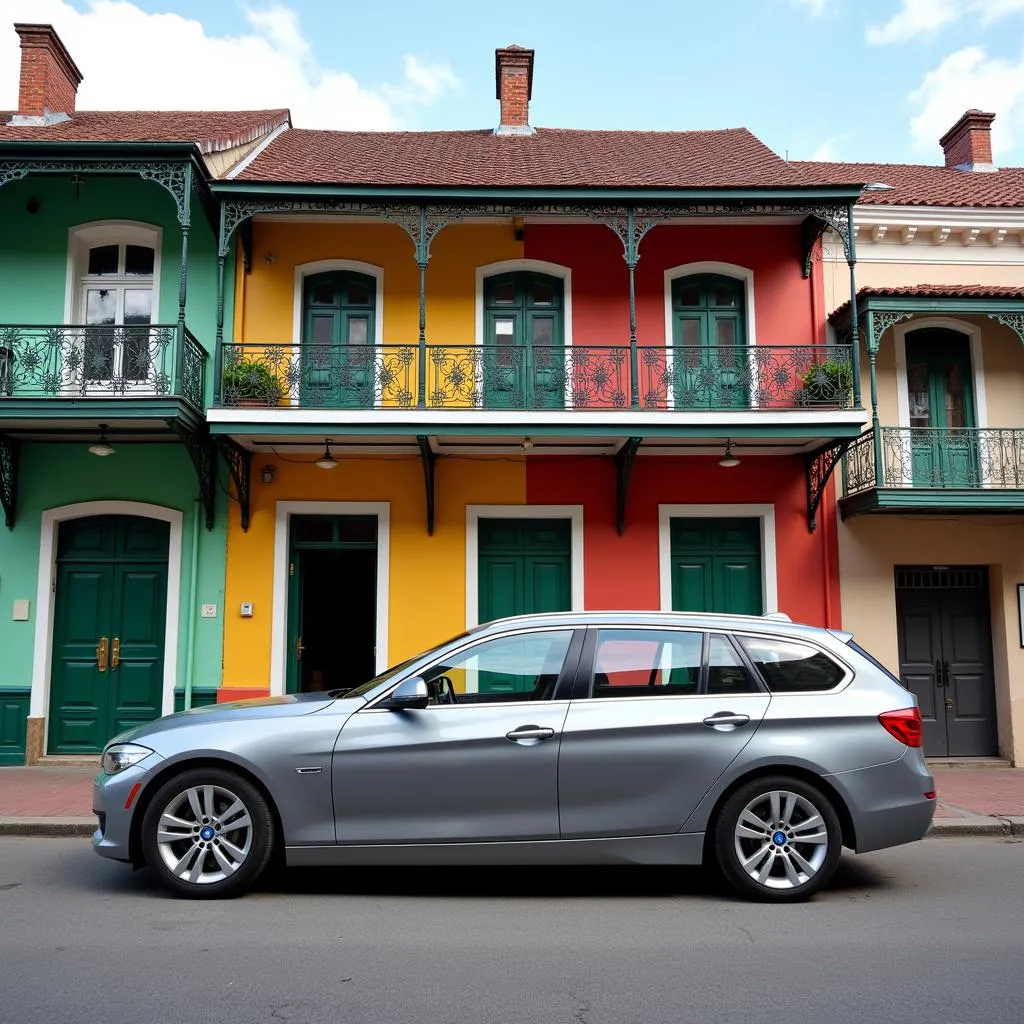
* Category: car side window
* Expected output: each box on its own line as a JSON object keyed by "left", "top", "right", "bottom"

{"left": 421, "top": 630, "right": 574, "bottom": 702}
{"left": 590, "top": 629, "right": 702, "bottom": 698}
{"left": 737, "top": 635, "right": 845, "bottom": 693}
{"left": 706, "top": 634, "right": 760, "bottom": 695}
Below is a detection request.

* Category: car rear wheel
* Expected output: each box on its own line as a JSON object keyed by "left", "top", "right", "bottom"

{"left": 141, "top": 768, "right": 274, "bottom": 899}
{"left": 713, "top": 775, "right": 842, "bottom": 903}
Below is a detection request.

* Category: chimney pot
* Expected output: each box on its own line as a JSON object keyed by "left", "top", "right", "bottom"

{"left": 10, "top": 23, "right": 83, "bottom": 125}
{"left": 494, "top": 44, "right": 535, "bottom": 136}
{"left": 939, "top": 109, "right": 996, "bottom": 172}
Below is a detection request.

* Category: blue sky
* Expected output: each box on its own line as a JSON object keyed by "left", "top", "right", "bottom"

{"left": 5, "top": 1, "right": 1024, "bottom": 165}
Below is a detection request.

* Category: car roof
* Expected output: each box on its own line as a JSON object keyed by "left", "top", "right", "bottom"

{"left": 471, "top": 611, "right": 837, "bottom": 641}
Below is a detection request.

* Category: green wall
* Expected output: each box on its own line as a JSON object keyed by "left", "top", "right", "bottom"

{"left": 0, "top": 443, "right": 227, "bottom": 698}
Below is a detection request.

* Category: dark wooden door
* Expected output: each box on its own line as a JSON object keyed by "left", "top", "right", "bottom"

{"left": 895, "top": 567, "right": 997, "bottom": 756}
{"left": 48, "top": 516, "right": 168, "bottom": 753}
{"left": 670, "top": 518, "right": 762, "bottom": 615}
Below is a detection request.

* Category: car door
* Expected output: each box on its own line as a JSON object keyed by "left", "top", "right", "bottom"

{"left": 558, "top": 628, "right": 771, "bottom": 838}
{"left": 331, "top": 627, "right": 581, "bottom": 844}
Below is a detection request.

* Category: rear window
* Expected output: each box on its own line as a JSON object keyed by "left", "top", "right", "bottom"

{"left": 845, "top": 639, "right": 909, "bottom": 692}
{"left": 738, "top": 636, "right": 845, "bottom": 693}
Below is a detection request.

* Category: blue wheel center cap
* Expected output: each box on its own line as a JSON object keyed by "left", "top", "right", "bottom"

{"left": 772, "top": 831, "right": 787, "bottom": 846}
{"left": 200, "top": 826, "right": 215, "bottom": 841}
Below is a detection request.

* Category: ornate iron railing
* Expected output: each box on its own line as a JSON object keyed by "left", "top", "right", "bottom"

{"left": 843, "top": 426, "right": 1024, "bottom": 493}
{"left": 216, "top": 342, "right": 855, "bottom": 412}
{"left": 0, "top": 324, "right": 207, "bottom": 408}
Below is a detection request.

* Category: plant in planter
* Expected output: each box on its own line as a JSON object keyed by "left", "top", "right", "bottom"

{"left": 222, "top": 358, "right": 282, "bottom": 407}
{"left": 802, "top": 358, "right": 853, "bottom": 406}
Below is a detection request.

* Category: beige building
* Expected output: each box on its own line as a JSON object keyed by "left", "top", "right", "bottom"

{"left": 803, "top": 111, "right": 1024, "bottom": 765}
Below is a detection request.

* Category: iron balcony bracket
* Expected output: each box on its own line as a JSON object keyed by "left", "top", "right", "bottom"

{"left": 417, "top": 435, "right": 437, "bottom": 536}
{"left": 615, "top": 436, "right": 643, "bottom": 535}
{"left": 805, "top": 439, "right": 851, "bottom": 533}
{"left": 168, "top": 420, "right": 217, "bottom": 531}
{"left": 801, "top": 215, "right": 828, "bottom": 279}
{"left": 214, "top": 436, "right": 253, "bottom": 532}
{"left": 0, "top": 433, "right": 19, "bottom": 530}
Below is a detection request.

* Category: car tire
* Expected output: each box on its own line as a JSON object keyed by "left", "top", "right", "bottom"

{"left": 141, "top": 767, "right": 275, "bottom": 900}
{"left": 713, "top": 775, "right": 842, "bottom": 903}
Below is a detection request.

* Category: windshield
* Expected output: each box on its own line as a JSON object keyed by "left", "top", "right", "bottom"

{"left": 331, "top": 629, "right": 475, "bottom": 699}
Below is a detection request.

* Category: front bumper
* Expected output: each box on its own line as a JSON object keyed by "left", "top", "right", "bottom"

{"left": 91, "top": 763, "right": 156, "bottom": 863}
{"left": 825, "top": 748, "right": 935, "bottom": 854}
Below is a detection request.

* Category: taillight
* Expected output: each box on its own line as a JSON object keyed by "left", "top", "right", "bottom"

{"left": 879, "top": 707, "right": 923, "bottom": 747}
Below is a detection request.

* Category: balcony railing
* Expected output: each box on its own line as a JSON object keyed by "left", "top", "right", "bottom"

{"left": 0, "top": 324, "right": 207, "bottom": 409}
{"left": 216, "top": 342, "right": 855, "bottom": 412}
{"left": 844, "top": 426, "right": 1024, "bottom": 494}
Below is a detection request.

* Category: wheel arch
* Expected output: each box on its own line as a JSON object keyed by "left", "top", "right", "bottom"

{"left": 129, "top": 757, "right": 286, "bottom": 867}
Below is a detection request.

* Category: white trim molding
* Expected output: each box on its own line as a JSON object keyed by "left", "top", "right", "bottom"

{"left": 657, "top": 504, "right": 778, "bottom": 615}
{"left": 270, "top": 501, "right": 390, "bottom": 696}
{"left": 663, "top": 261, "right": 757, "bottom": 349}
{"left": 30, "top": 501, "right": 184, "bottom": 725}
{"left": 474, "top": 259, "right": 573, "bottom": 348}
{"left": 465, "top": 504, "right": 585, "bottom": 629}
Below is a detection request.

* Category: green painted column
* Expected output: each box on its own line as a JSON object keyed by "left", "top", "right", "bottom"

{"left": 865, "top": 309, "right": 883, "bottom": 488}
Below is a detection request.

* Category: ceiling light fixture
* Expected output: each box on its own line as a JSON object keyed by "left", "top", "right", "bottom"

{"left": 521, "top": 436, "right": 534, "bottom": 451}
{"left": 88, "top": 423, "right": 115, "bottom": 457}
{"left": 315, "top": 439, "right": 338, "bottom": 470}
{"left": 718, "top": 440, "right": 740, "bottom": 468}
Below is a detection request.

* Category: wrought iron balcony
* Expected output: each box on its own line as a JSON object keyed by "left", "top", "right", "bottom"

{"left": 216, "top": 342, "right": 855, "bottom": 412}
{"left": 0, "top": 324, "right": 207, "bottom": 410}
{"left": 841, "top": 426, "right": 1024, "bottom": 515}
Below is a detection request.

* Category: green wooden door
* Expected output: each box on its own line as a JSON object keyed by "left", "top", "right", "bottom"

{"left": 671, "top": 274, "right": 747, "bottom": 409}
{"left": 477, "top": 519, "right": 571, "bottom": 692}
{"left": 302, "top": 271, "right": 376, "bottom": 409}
{"left": 670, "top": 518, "right": 762, "bottom": 615}
{"left": 48, "top": 516, "right": 168, "bottom": 754}
{"left": 906, "top": 330, "right": 977, "bottom": 487}
{"left": 483, "top": 273, "right": 564, "bottom": 409}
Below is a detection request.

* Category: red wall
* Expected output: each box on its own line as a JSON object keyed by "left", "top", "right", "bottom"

{"left": 525, "top": 456, "right": 842, "bottom": 628}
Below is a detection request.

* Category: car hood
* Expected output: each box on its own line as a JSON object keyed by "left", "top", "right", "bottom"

{"left": 107, "top": 693, "right": 363, "bottom": 747}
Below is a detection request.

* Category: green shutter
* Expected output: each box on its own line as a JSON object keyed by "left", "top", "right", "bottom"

{"left": 670, "top": 518, "right": 762, "bottom": 615}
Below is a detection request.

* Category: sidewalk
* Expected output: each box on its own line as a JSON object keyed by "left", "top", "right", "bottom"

{"left": 0, "top": 763, "right": 1021, "bottom": 838}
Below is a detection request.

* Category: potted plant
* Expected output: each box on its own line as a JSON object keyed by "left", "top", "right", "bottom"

{"left": 221, "top": 358, "right": 282, "bottom": 407}
{"left": 802, "top": 358, "right": 853, "bottom": 405}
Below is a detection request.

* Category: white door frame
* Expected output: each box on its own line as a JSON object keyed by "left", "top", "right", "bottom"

{"left": 658, "top": 503, "right": 778, "bottom": 614}
{"left": 30, "top": 500, "right": 184, "bottom": 725}
{"left": 270, "top": 501, "right": 391, "bottom": 696}
{"left": 465, "top": 504, "right": 585, "bottom": 628}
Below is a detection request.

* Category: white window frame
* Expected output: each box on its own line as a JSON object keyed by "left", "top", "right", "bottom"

{"left": 658, "top": 503, "right": 778, "bottom": 615}
{"left": 65, "top": 221, "right": 163, "bottom": 394}
{"left": 291, "top": 259, "right": 384, "bottom": 408}
{"left": 663, "top": 262, "right": 757, "bottom": 409}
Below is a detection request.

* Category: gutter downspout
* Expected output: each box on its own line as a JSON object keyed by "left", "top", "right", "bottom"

{"left": 184, "top": 499, "right": 201, "bottom": 710}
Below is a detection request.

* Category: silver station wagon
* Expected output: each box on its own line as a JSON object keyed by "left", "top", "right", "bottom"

{"left": 92, "top": 612, "right": 936, "bottom": 902}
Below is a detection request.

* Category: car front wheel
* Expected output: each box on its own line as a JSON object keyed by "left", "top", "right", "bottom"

{"left": 713, "top": 775, "right": 842, "bottom": 902}
{"left": 141, "top": 767, "right": 274, "bottom": 899}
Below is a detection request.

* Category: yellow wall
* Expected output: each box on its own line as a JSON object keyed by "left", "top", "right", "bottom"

{"left": 838, "top": 516, "right": 1024, "bottom": 763}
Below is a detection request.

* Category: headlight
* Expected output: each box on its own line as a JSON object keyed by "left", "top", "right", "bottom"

{"left": 101, "top": 743, "right": 153, "bottom": 775}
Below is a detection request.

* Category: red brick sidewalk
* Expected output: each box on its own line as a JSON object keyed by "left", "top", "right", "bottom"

{"left": 0, "top": 763, "right": 1020, "bottom": 822}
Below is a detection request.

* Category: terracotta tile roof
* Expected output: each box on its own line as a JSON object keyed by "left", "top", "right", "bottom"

{"left": 796, "top": 160, "right": 1024, "bottom": 207}
{"left": 0, "top": 110, "right": 290, "bottom": 154}
{"left": 235, "top": 126, "right": 818, "bottom": 188}
{"left": 829, "top": 285, "right": 1024, "bottom": 323}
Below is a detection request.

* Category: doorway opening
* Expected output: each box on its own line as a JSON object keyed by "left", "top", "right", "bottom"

{"left": 287, "top": 515, "right": 377, "bottom": 694}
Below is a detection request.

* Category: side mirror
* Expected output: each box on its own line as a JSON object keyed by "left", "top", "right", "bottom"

{"left": 385, "top": 677, "right": 429, "bottom": 710}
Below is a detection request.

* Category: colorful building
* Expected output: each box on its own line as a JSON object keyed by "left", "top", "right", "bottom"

{"left": 803, "top": 111, "right": 1024, "bottom": 762}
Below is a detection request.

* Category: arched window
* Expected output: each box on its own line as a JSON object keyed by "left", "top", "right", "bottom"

{"left": 301, "top": 270, "right": 377, "bottom": 408}
{"left": 670, "top": 273, "right": 746, "bottom": 409}
{"left": 483, "top": 271, "right": 564, "bottom": 409}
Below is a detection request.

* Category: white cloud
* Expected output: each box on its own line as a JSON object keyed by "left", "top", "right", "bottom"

{"left": 0, "top": 0, "right": 460, "bottom": 129}
{"left": 908, "top": 45, "right": 1024, "bottom": 157}
{"left": 868, "top": 0, "right": 1024, "bottom": 45}
{"left": 792, "top": 0, "right": 829, "bottom": 16}
{"left": 808, "top": 138, "right": 841, "bottom": 160}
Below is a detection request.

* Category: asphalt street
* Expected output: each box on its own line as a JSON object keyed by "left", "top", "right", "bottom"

{"left": 0, "top": 835, "right": 1022, "bottom": 1024}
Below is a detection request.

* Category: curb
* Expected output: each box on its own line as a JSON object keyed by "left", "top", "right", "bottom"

{"left": 930, "top": 816, "right": 1024, "bottom": 837}
{"left": 0, "top": 817, "right": 95, "bottom": 838}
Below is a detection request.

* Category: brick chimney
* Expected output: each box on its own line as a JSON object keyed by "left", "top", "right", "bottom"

{"left": 495, "top": 44, "right": 535, "bottom": 136}
{"left": 939, "top": 109, "right": 996, "bottom": 172}
{"left": 9, "top": 23, "right": 83, "bottom": 126}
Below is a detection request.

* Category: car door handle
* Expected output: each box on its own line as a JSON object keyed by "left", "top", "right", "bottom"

{"left": 505, "top": 726, "right": 555, "bottom": 743}
{"left": 702, "top": 713, "right": 751, "bottom": 728}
